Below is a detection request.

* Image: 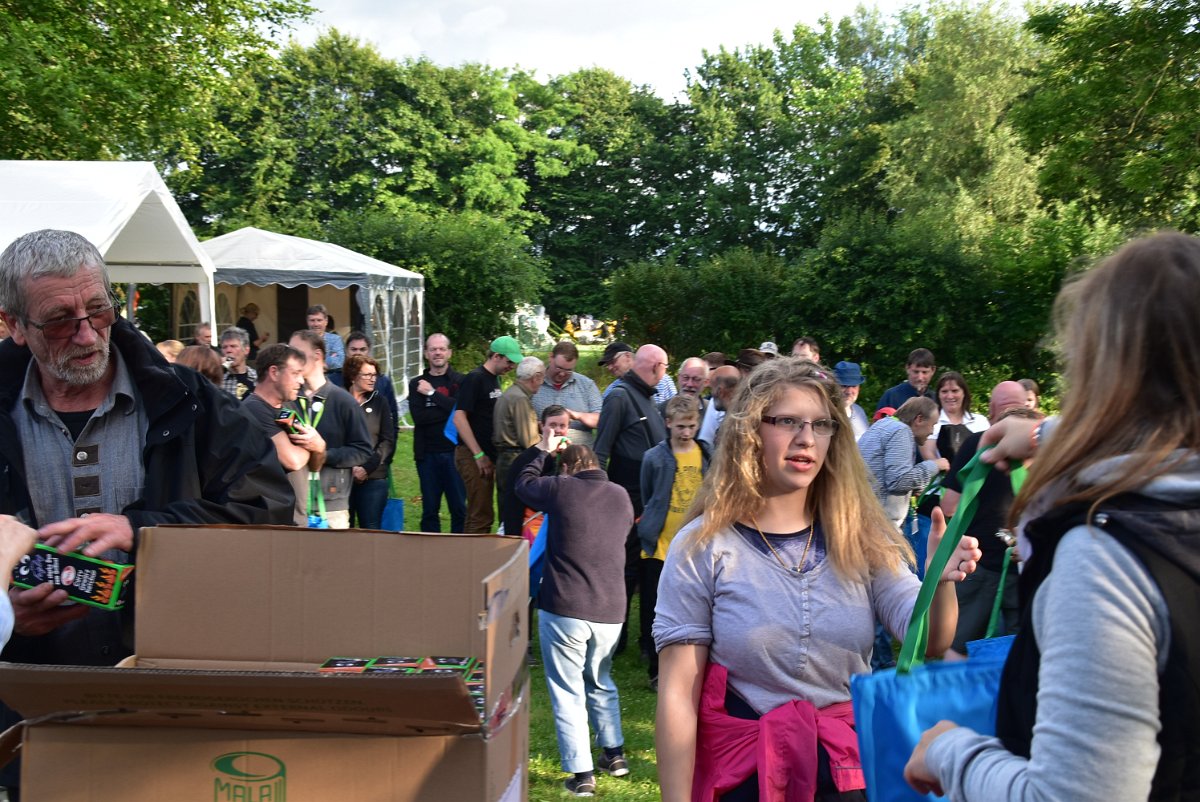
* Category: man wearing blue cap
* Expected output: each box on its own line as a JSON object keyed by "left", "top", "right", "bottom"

{"left": 834, "top": 361, "right": 870, "bottom": 440}
{"left": 453, "top": 335, "right": 522, "bottom": 533}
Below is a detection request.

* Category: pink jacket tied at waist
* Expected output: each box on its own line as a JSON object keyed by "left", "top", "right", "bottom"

{"left": 692, "top": 662, "right": 865, "bottom": 802}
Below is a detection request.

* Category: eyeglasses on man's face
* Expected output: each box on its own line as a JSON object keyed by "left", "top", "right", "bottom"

{"left": 25, "top": 302, "right": 119, "bottom": 340}
{"left": 761, "top": 416, "right": 839, "bottom": 438}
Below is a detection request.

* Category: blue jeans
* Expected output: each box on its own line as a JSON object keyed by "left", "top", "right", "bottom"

{"left": 415, "top": 451, "right": 466, "bottom": 533}
{"left": 538, "top": 610, "right": 624, "bottom": 774}
{"left": 349, "top": 477, "right": 388, "bottom": 529}
{"left": 911, "top": 512, "right": 931, "bottom": 580}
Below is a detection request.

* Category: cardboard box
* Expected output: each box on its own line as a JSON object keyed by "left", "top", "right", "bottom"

{"left": 0, "top": 526, "right": 529, "bottom": 802}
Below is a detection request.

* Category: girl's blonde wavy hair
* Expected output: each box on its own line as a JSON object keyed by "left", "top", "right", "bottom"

{"left": 1013, "top": 231, "right": 1200, "bottom": 521}
{"left": 685, "top": 357, "right": 914, "bottom": 580}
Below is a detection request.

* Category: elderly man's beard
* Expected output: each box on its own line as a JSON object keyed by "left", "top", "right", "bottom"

{"left": 47, "top": 340, "right": 111, "bottom": 385}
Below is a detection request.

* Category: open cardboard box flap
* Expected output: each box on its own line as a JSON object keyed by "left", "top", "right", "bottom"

{"left": 0, "top": 526, "right": 528, "bottom": 739}
{"left": 0, "top": 662, "right": 481, "bottom": 736}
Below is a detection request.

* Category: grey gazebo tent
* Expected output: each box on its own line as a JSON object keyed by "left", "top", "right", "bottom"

{"left": 201, "top": 227, "right": 424, "bottom": 394}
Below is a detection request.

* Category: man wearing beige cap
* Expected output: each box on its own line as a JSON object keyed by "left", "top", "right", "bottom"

{"left": 453, "top": 335, "right": 522, "bottom": 533}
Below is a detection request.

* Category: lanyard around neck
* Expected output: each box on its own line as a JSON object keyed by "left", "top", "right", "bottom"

{"left": 296, "top": 393, "right": 326, "bottom": 430}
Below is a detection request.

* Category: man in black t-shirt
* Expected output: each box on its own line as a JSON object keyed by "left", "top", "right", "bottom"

{"left": 243, "top": 343, "right": 326, "bottom": 478}
{"left": 408, "top": 333, "right": 467, "bottom": 533}
{"left": 452, "top": 335, "right": 522, "bottom": 533}
{"left": 940, "top": 381, "right": 1040, "bottom": 657}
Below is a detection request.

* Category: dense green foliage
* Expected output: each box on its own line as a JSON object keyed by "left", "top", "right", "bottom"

{"left": 3, "top": 0, "right": 1195, "bottom": 385}
{"left": 0, "top": 0, "right": 311, "bottom": 162}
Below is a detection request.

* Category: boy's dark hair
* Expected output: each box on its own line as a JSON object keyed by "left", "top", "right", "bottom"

{"left": 906, "top": 348, "right": 935, "bottom": 368}
{"left": 541, "top": 404, "right": 568, "bottom": 423}
{"left": 792, "top": 336, "right": 819, "bottom": 351}
{"left": 346, "top": 330, "right": 371, "bottom": 348}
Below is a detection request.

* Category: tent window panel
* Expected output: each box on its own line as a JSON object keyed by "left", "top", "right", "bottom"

{"left": 373, "top": 294, "right": 386, "bottom": 362}
{"left": 179, "top": 290, "right": 200, "bottom": 341}
{"left": 406, "top": 293, "right": 421, "bottom": 385}
{"left": 216, "top": 295, "right": 233, "bottom": 331}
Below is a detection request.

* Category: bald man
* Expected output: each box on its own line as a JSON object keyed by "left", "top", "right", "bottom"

{"left": 593, "top": 344, "right": 669, "bottom": 654}
{"left": 940, "top": 380, "right": 1043, "bottom": 657}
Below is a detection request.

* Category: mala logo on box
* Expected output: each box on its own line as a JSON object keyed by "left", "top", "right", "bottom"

{"left": 212, "top": 752, "right": 286, "bottom": 801}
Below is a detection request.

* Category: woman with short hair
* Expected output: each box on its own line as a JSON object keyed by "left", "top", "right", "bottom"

{"left": 344, "top": 354, "right": 395, "bottom": 529}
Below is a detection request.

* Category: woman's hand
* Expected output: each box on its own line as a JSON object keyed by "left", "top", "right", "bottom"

{"left": 979, "top": 415, "right": 1040, "bottom": 471}
{"left": 924, "top": 507, "right": 981, "bottom": 582}
{"left": 905, "top": 720, "right": 959, "bottom": 796}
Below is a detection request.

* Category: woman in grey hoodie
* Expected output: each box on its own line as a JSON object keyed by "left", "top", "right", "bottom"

{"left": 906, "top": 231, "right": 1200, "bottom": 801}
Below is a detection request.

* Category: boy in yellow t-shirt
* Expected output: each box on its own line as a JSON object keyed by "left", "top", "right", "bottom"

{"left": 637, "top": 395, "right": 710, "bottom": 689}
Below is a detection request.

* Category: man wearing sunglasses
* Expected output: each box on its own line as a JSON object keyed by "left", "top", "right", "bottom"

{"left": 0, "top": 230, "right": 293, "bottom": 788}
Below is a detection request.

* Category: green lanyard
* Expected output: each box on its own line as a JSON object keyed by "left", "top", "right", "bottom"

{"left": 295, "top": 394, "right": 326, "bottom": 429}
{"left": 296, "top": 394, "right": 327, "bottom": 522}
{"left": 897, "top": 448, "right": 1026, "bottom": 673}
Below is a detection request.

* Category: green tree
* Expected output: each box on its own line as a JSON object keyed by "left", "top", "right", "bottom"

{"left": 684, "top": 24, "right": 871, "bottom": 254}
{"left": 176, "top": 32, "right": 575, "bottom": 235}
{"left": 610, "top": 248, "right": 799, "bottom": 358}
{"left": 1015, "top": 0, "right": 1200, "bottom": 229}
{"left": 0, "top": 0, "right": 311, "bottom": 162}
{"left": 517, "top": 68, "right": 699, "bottom": 318}
{"left": 880, "top": 2, "right": 1041, "bottom": 249}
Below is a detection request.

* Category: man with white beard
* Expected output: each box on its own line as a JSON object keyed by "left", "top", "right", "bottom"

{"left": 0, "top": 229, "right": 293, "bottom": 797}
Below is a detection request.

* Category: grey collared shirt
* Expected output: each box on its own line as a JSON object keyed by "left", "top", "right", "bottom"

{"left": 531, "top": 372, "right": 602, "bottom": 445}
{"left": 13, "top": 348, "right": 147, "bottom": 537}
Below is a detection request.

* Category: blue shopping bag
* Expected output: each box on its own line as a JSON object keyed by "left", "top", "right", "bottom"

{"left": 850, "top": 450, "right": 1024, "bottom": 802}
{"left": 380, "top": 497, "right": 405, "bottom": 531}
{"left": 528, "top": 514, "right": 549, "bottom": 604}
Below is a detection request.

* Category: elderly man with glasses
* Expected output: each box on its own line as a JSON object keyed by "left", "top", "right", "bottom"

{"left": 532, "top": 340, "right": 602, "bottom": 446}
{"left": 0, "top": 229, "right": 294, "bottom": 795}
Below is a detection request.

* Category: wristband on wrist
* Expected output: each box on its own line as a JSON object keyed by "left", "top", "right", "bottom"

{"left": 473, "top": 451, "right": 485, "bottom": 460}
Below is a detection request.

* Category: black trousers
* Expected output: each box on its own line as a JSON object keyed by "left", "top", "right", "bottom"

{"left": 639, "top": 557, "right": 664, "bottom": 677}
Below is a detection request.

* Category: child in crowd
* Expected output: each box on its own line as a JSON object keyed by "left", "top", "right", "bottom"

{"left": 639, "top": 395, "right": 710, "bottom": 690}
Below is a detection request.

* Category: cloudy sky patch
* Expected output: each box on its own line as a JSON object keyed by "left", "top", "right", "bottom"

{"left": 289, "top": 0, "right": 906, "bottom": 99}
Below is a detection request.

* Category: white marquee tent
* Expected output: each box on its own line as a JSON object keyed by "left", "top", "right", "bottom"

{"left": 201, "top": 227, "right": 424, "bottom": 392}
{"left": 0, "top": 160, "right": 216, "bottom": 328}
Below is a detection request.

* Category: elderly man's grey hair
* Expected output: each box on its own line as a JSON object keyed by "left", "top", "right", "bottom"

{"left": 0, "top": 230, "right": 111, "bottom": 320}
{"left": 220, "top": 326, "right": 250, "bottom": 349}
{"left": 516, "top": 356, "right": 545, "bottom": 381}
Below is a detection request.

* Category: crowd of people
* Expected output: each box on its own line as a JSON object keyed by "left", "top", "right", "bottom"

{"left": 0, "top": 226, "right": 1196, "bottom": 801}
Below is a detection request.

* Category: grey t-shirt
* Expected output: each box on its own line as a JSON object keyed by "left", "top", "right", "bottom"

{"left": 925, "top": 526, "right": 1169, "bottom": 801}
{"left": 653, "top": 517, "right": 921, "bottom": 714}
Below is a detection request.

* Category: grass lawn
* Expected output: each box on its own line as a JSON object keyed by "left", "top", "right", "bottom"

{"left": 389, "top": 426, "right": 663, "bottom": 800}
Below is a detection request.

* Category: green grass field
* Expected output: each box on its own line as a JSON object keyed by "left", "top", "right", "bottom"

{"left": 388, "top": 427, "right": 662, "bottom": 801}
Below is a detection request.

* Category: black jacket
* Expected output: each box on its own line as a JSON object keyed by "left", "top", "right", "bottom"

{"left": 0, "top": 319, "right": 294, "bottom": 665}
{"left": 593, "top": 371, "right": 668, "bottom": 499}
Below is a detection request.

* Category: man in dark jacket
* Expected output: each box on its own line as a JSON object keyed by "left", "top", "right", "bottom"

{"left": 593, "top": 344, "right": 668, "bottom": 653}
{"left": 0, "top": 229, "right": 294, "bottom": 797}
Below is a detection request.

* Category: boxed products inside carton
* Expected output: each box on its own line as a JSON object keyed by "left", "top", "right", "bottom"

{"left": 0, "top": 525, "right": 529, "bottom": 802}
